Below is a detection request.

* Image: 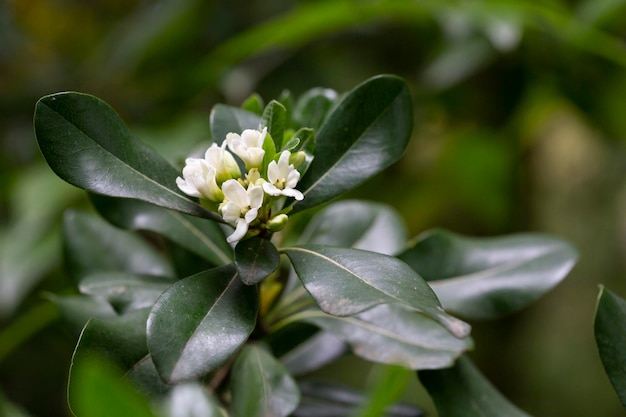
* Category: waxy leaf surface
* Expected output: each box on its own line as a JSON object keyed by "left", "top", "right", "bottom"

{"left": 234, "top": 237, "right": 280, "bottom": 285}
{"left": 280, "top": 331, "right": 346, "bottom": 376}
{"left": 299, "top": 200, "right": 407, "bottom": 255}
{"left": 147, "top": 265, "right": 258, "bottom": 383}
{"left": 301, "top": 304, "right": 472, "bottom": 370}
{"left": 293, "top": 75, "right": 412, "bottom": 211}
{"left": 419, "top": 356, "right": 532, "bottom": 417}
{"left": 398, "top": 229, "right": 578, "bottom": 319}
{"left": 90, "top": 194, "right": 232, "bottom": 266}
{"left": 595, "top": 286, "right": 626, "bottom": 410}
{"left": 34, "top": 92, "right": 215, "bottom": 219}
{"left": 261, "top": 100, "right": 287, "bottom": 150}
{"left": 63, "top": 209, "right": 174, "bottom": 283}
{"left": 284, "top": 245, "right": 470, "bottom": 338}
{"left": 230, "top": 345, "right": 300, "bottom": 417}
{"left": 210, "top": 104, "right": 260, "bottom": 144}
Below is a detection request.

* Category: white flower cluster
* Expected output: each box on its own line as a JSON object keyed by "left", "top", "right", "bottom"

{"left": 176, "top": 127, "right": 304, "bottom": 244}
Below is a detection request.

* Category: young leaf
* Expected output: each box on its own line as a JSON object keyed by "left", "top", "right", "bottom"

{"left": 594, "top": 286, "right": 626, "bottom": 409}
{"left": 293, "top": 87, "right": 338, "bottom": 130}
{"left": 292, "top": 75, "right": 412, "bottom": 212}
{"left": 242, "top": 93, "right": 265, "bottom": 115}
{"left": 398, "top": 229, "right": 578, "bottom": 319}
{"left": 210, "top": 104, "right": 260, "bottom": 144}
{"left": 234, "top": 237, "right": 280, "bottom": 285}
{"left": 147, "top": 264, "right": 258, "bottom": 383}
{"left": 90, "top": 194, "right": 232, "bottom": 266}
{"left": 34, "top": 92, "right": 216, "bottom": 220}
{"left": 298, "top": 200, "right": 407, "bottom": 255}
{"left": 301, "top": 304, "right": 472, "bottom": 370}
{"left": 230, "top": 344, "right": 300, "bottom": 417}
{"left": 279, "top": 331, "right": 346, "bottom": 376}
{"left": 260, "top": 100, "right": 287, "bottom": 150}
{"left": 283, "top": 245, "right": 470, "bottom": 338}
{"left": 418, "top": 355, "right": 532, "bottom": 417}
{"left": 63, "top": 209, "right": 175, "bottom": 283}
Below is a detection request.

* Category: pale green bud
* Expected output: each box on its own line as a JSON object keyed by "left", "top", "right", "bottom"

{"left": 267, "top": 214, "right": 289, "bottom": 232}
{"left": 289, "top": 151, "right": 306, "bottom": 170}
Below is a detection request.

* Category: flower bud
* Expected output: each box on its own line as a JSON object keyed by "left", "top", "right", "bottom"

{"left": 267, "top": 214, "right": 289, "bottom": 232}
{"left": 289, "top": 151, "right": 306, "bottom": 170}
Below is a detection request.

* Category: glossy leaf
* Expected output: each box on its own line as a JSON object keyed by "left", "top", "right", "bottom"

{"left": 234, "top": 237, "right": 280, "bottom": 285}
{"left": 47, "top": 294, "right": 117, "bottom": 334}
{"left": 210, "top": 104, "right": 260, "bottom": 144}
{"left": 230, "top": 344, "right": 300, "bottom": 417}
{"left": 301, "top": 304, "right": 472, "bottom": 370}
{"left": 147, "top": 264, "right": 258, "bottom": 383}
{"left": 79, "top": 273, "right": 171, "bottom": 314}
{"left": 261, "top": 100, "right": 287, "bottom": 150}
{"left": 63, "top": 209, "right": 174, "bottom": 282}
{"left": 299, "top": 200, "right": 407, "bottom": 255}
{"left": 594, "top": 286, "right": 626, "bottom": 409}
{"left": 34, "top": 92, "right": 215, "bottom": 219}
{"left": 398, "top": 229, "right": 578, "bottom": 319}
{"left": 280, "top": 331, "right": 346, "bottom": 376}
{"left": 283, "top": 245, "right": 470, "bottom": 338}
{"left": 70, "top": 354, "right": 157, "bottom": 417}
{"left": 293, "top": 87, "right": 338, "bottom": 130}
{"left": 293, "top": 75, "right": 412, "bottom": 212}
{"left": 163, "top": 383, "right": 225, "bottom": 417}
{"left": 90, "top": 194, "right": 232, "bottom": 266}
{"left": 418, "top": 355, "right": 532, "bottom": 417}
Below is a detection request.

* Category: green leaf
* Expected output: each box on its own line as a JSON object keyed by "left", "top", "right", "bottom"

{"left": 69, "top": 354, "right": 157, "bottom": 417}
{"left": 90, "top": 194, "right": 232, "bottom": 266}
{"left": 234, "top": 237, "right": 280, "bottom": 285}
{"left": 63, "top": 209, "right": 174, "bottom": 283}
{"left": 242, "top": 93, "right": 265, "bottom": 115}
{"left": 299, "top": 200, "right": 407, "bottom": 255}
{"left": 279, "top": 331, "right": 346, "bottom": 376}
{"left": 210, "top": 104, "right": 260, "bottom": 144}
{"left": 283, "top": 245, "right": 470, "bottom": 338}
{"left": 79, "top": 273, "right": 171, "bottom": 314}
{"left": 162, "top": 383, "right": 225, "bottom": 417}
{"left": 34, "top": 92, "right": 215, "bottom": 219}
{"left": 594, "top": 286, "right": 626, "bottom": 409}
{"left": 418, "top": 355, "right": 532, "bottom": 417}
{"left": 293, "top": 87, "right": 338, "bottom": 130}
{"left": 147, "top": 264, "right": 258, "bottom": 383}
{"left": 293, "top": 75, "right": 412, "bottom": 212}
{"left": 230, "top": 344, "right": 300, "bottom": 417}
{"left": 47, "top": 294, "right": 117, "bottom": 334}
{"left": 398, "top": 229, "right": 578, "bottom": 320}
{"left": 301, "top": 304, "right": 472, "bottom": 370}
{"left": 261, "top": 100, "right": 287, "bottom": 150}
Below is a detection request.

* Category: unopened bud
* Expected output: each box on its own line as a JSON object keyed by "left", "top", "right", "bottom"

{"left": 289, "top": 151, "right": 306, "bottom": 169}
{"left": 267, "top": 214, "right": 288, "bottom": 232}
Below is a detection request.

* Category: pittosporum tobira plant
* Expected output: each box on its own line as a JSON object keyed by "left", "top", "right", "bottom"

{"left": 33, "top": 75, "right": 578, "bottom": 417}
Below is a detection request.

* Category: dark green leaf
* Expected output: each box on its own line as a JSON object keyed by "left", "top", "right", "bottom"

{"left": 46, "top": 294, "right": 117, "bottom": 334}
{"left": 293, "top": 75, "right": 412, "bottom": 212}
{"left": 283, "top": 245, "right": 470, "bottom": 338}
{"left": 595, "top": 286, "right": 626, "bottom": 409}
{"left": 210, "top": 104, "right": 260, "bottom": 144}
{"left": 301, "top": 304, "right": 472, "bottom": 370}
{"left": 418, "top": 355, "right": 532, "bottom": 417}
{"left": 34, "top": 92, "right": 215, "bottom": 219}
{"left": 398, "top": 229, "right": 578, "bottom": 319}
{"left": 261, "top": 100, "right": 287, "bottom": 150}
{"left": 299, "top": 200, "right": 407, "bottom": 255}
{"left": 79, "top": 272, "right": 171, "bottom": 314}
{"left": 162, "top": 383, "right": 225, "bottom": 417}
{"left": 90, "top": 194, "right": 232, "bottom": 266}
{"left": 69, "top": 354, "right": 157, "bottom": 417}
{"left": 290, "top": 128, "right": 315, "bottom": 177}
{"left": 234, "top": 237, "right": 280, "bottom": 285}
{"left": 293, "top": 87, "right": 338, "bottom": 130}
{"left": 147, "top": 264, "right": 258, "bottom": 383}
{"left": 63, "top": 209, "right": 174, "bottom": 283}
{"left": 231, "top": 344, "right": 300, "bottom": 417}
{"left": 280, "top": 331, "right": 346, "bottom": 376}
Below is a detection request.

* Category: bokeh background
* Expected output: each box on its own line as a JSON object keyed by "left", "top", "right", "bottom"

{"left": 2, "top": 1, "right": 626, "bottom": 416}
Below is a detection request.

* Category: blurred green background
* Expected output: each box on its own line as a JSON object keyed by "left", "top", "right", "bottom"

{"left": 2, "top": 0, "right": 626, "bottom": 416}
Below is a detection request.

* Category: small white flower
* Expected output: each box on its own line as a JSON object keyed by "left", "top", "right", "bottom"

{"left": 176, "top": 158, "right": 223, "bottom": 202}
{"left": 220, "top": 180, "right": 264, "bottom": 243}
{"left": 204, "top": 143, "right": 241, "bottom": 183}
{"left": 226, "top": 127, "right": 267, "bottom": 169}
{"left": 262, "top": 151, "right": 304, "bottom": 200}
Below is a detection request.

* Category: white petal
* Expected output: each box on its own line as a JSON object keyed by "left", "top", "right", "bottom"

{"left": 247, "top": 185, "right": 265, "bottom": 208}
{"left": 222, "top": 180, "right": 249, "bottom": 207}
{"left": 285, "top": 169, "right": 300, "bottom": 189}
{"left": 262, "top": 182, "right": 281, "bottom": 196}
{"left": 244, "top": 207, "right": 259, "bottom": 224}
{"left": 176, "top": 177, "right": 202, "bottom": 198}
{"left": 267, "top": 160, "right": 279, "bottom": 183}
{"left": 226, "top": 219, "right": 249, "bottom": 243}
{"left": 220, "top": 202, "right": 241, "bottom": 224}
{"left": 246, "top": 147, "right": 265, "bottom": 168}
{"left": 282, "top": 188, "right": 304, "bottom": 201}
